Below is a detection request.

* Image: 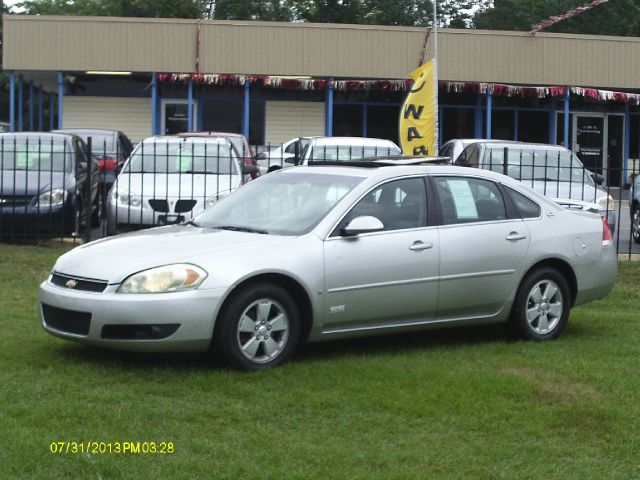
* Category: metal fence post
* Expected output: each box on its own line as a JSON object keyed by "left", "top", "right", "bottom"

{"left": 85, "top": 137, "right": 92, "bottom": 244}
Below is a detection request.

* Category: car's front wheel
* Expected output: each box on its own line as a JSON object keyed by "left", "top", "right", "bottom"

{"left": 632, "top": 205, "right": 640, "bottom": 244}
{"left": 508, "top": 267, "right": 570, "bottom": 340}
{"left": 214, "top": 283, "right": 300, "bottom": 370}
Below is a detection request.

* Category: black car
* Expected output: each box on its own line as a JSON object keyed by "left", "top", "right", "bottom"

{"left": 0, "top": 132, "right": 103, "bottom": 237}
{"left": 54, "top": 128, "right": 134, "bottom": 194}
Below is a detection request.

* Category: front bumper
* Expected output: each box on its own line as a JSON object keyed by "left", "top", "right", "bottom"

{"left": 39, "top": 278, "right": 226, "bottom": 352}
{"left": 0, "top": 205, "right": 69, "bottom": 234}
{"left": 107, "top": 197, "right": 206, "bottom": 230}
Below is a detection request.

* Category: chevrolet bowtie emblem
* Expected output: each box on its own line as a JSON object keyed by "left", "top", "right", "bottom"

{"left": 65, "top": 279, "right": 78, "bottom": 289}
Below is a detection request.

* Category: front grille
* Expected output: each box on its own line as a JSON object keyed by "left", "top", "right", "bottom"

{"left": 0, "top": 195, "right": 33, "bottom": 208}
{"left": 174, "top": 199, "right": 197, "bottom": 213}
{"left": 148, "top": 199, "right": 169, "bottom": 212}
{"left": 42, "top": 303, "right": 91, "bottom": 335}
{"left": 51, "top": 273, "right": 108, "bottom": 293}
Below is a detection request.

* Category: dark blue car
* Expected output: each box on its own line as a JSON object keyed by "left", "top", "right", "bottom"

{"left": 0, "top": 132, "right": 103, "bottom": 237}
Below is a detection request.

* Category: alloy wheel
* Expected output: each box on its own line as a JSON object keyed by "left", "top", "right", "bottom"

{"left": 525, "top": 279, "right": 563, "bottom": 334}
{"left": 236, "top": 298, "right": 290, "bottom": 364}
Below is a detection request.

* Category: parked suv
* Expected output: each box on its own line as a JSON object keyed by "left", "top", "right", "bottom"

{"left": 454, "top": 141, "right": 616, "bottom": 232}
{"left": 0, "top": 132, "right": 103, "bottom": 236}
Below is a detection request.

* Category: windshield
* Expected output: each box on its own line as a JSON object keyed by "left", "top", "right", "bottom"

{"left": 484, "top": 148, "right": 594, "bottom": 186}
{"left": 0, "top": 140, "right": 72, "bottom": 172}
{"left": 124, "top": 139, "right": 240, "bottom": 175}
{"left": 196, "top": 172, "right": 365, "bottom": 235}
{"left": 309, "top": 144, "right": 401, "bottom": 162}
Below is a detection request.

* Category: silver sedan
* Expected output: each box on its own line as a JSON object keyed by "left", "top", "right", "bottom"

{"left": 39, "top": 163, "right": 617, "bottom": 369}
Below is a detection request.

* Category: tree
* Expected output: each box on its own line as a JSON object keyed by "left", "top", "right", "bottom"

{"left": 17, "top": 0, "right": 202, "bottom": 18}
{"left": 473, "top": 0, "right": 640, "bottom": 37}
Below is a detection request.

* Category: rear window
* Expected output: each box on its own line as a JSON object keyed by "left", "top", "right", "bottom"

{"left": 505, "top": 186, "right": 541, "bottom": 218}
{"left": 309, "top": 144, "right": 401, "bottom": 162}
{"left": 483, "top": 147, "right": 594, "bottom": 186}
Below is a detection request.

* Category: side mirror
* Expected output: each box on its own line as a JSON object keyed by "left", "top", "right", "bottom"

{"left": 242, "top": 163, "right": 258, "bottom": 175}
{"left": 588, "top": 170, "right": 605, "bottom": 185}
{"left": 284, "top": 154, "right": 297, "bottom": 165}
{"left": 342, "top": 216, "right": 384, "bottom": 236}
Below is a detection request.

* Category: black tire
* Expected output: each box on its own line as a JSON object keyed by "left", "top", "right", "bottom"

{"left": 91, "top": 192, "right": 103, "bottom": 228}
{"left": 214, "top": 283, "right": 300, "bottom": 370}
{"left": 508, "top": 267, "right": 571, "bottom": 341}
{"left": 65, "top": 201, "right": 83, "bottom": 236}
{"left": 267, "top": 165, "right": 282, "bottom": 173}
{"left": 632, "top": 205, "right": 640, "bottom": 245}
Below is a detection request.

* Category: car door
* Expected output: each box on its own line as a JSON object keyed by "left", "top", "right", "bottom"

{"left": 432, "top": 175, "right": 531, "bottom": 319}
{"left": 323, "top": 177, "right": 440, "bottom": 331}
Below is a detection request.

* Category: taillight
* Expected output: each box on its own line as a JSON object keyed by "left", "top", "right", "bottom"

{"left": 98, "top": 158, "right": 118, "bottom": 172}
{"left": 602, "top": 216, "right": 613, "bottom": 246}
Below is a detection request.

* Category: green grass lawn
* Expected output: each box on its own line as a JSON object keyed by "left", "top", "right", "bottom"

{"left": 1, "top": 243, "right": 639, "bottom": 479}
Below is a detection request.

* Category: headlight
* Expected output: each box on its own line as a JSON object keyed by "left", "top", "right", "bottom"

{"left": 36, "top": 188, "right": 67, "bottom": 207}
{"left": 205, "top": 190, "right": 231, "bottom": 209}
{"left": 117, "top": 264, "right": 208, "bottom": 294}
{"left": 596, "top": 194, "right": 615, "bottom": 212}
{"left": 114, "top": 189, "right": 141, "bottom": 207}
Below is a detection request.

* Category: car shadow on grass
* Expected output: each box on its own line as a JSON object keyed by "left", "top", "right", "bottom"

{"left": 51, "top": 342, "right": 220, "bottom": 371}
{"left": 47, "top": 320, "right": 594, "bottom": 371}
{"left": 295, "top": 323, "right": 511, "bottom": 364}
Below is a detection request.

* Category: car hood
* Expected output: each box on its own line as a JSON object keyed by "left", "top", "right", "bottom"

{"left": 1, "top": 170, "right": 70, "bottom": 196}
{"left": 53, "top": 225, "right": 292, "bottom": 283}
{"left": 114, "top": 173, "right": 240, "bottom": 198}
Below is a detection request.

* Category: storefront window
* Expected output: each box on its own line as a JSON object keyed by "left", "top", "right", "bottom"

{"left": 518, "top": 111, "right": 549, "bottom": 143}
{"left": 441, "top": 107, "right": 475, "bottom": 143}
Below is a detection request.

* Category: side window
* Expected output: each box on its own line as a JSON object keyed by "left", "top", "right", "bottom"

{"left": 439, "top": 143, "right": 453, "bottom": 160}
{"left": 457, "top": 145, "right": 479, "bottom": 168}
{"left": 434, "top": 176, "right": 507, "bottom": 225}
{"left": 75, "top": 138, "right": 89, "bottom": 166}
{"left": 284, "top": 141, "right": 298, "bottom": 154}
{"left": 505, "top": 186, "right": 541, "bottom": 218}
{"left": 334, "top": 178, "right": 427, "bottom": 235}
{"left": 483, "top": 148, "right": 505, "bottom": 173}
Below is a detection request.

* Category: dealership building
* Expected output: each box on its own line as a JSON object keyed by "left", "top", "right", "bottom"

{"left": 3, "top": 14, "right": 640, "bottom": 186}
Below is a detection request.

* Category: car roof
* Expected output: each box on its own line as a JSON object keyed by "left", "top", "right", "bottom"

{"left": 310, "top": 136, "right": 399, "bottom": 147}
{"left": 283, "top": 162, "right": 559, "bottom": 208}
{"left": 468, "top": 140, "right": 566, "bottom": 151}
{"left": 0, "top": 132, "right": 75, "bottom": 142}
{"left": 139, "top": 135, "right": 229, "bottom": 144}
{"left": 178, "top": 131, "right": 246, "bottom": 139}
{"left": 54, "top": 128, "right": 119, "bottom": 135}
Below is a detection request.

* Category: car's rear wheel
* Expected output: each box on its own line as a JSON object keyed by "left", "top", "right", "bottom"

{"left": 214, "top": 283, "right": 300, "bottom": 370}
{"left": 632, "top": 205, "right": 640, "bottom": 244}
{"left": 508, "top": 268, "right": 570, "bottom": 340}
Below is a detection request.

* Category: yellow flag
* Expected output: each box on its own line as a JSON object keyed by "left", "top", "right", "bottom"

{"left": 399, "top": 60, "right": 438, "bottom": 156}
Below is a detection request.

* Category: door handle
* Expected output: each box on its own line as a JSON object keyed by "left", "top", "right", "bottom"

{"left": 409, "top": 241, "right": 434, "bottom": 251}
{"left": 506, "top": 232, "right": 527, "bottom": 241}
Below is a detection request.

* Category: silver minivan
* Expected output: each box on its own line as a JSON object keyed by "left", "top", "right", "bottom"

{"left": 454, "top": 141, "right": 616, "bottom": 232}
